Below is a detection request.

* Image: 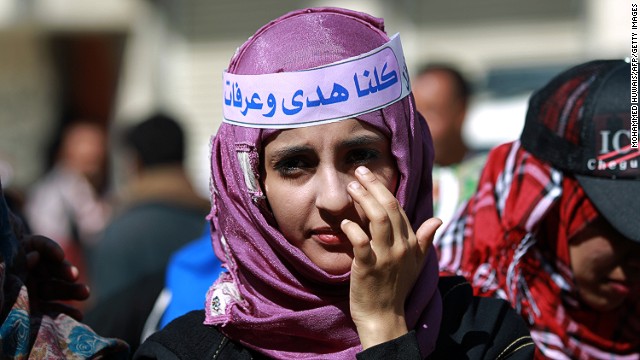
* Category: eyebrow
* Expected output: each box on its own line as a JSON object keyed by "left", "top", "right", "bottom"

{"left": 268, "top": 133, "right": 388, "bottom": 162}
{"left": 268, "top": 145, "right": 313, "bottom": 161}
{"left": 339, "top": 134, "right": 386, "bottom": 149}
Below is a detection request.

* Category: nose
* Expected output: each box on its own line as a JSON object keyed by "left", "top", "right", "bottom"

{"left": 314, "top": 167, "right": 352, "bottom": 216}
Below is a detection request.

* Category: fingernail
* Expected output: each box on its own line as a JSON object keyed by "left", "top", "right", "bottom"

{"left": 348, "top": 181, "right": 361, "bottom": 190}
{"left": 71, "top": 266, "right": 79, "bottom": 278}
{"left": 341, "top": 219, "right": 351, "bottom": 226}
{"left": 356, "top": 166, "right": 370, "bottom": 175}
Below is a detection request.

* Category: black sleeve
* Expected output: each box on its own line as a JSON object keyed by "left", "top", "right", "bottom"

{"left": 133, "top": 310, "right": 253, "bottom": 360}
{"left": 356, "top": 331, "right": 421, "bottom": 360}
{"left": 461, "top": 297, "right": 535, "bottom": 360}
{"left": 429, "top": 276, "right": 535, "bottom": 360}
{"left": 133, "top": 343, "right": 180, "bottom": 360}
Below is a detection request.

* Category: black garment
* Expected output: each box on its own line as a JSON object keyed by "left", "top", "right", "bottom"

{"left": 426, "top": 276, "right": 534, "bottom": 359}
{"left": 134, "top": 276, "right": 534, "bottom": 359}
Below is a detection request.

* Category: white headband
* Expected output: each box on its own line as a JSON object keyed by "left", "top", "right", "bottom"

{"left": 222, "top": 34, "right": 411, "bottom": 129}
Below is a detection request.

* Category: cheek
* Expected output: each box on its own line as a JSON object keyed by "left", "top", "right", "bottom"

{"left": 370, "top": 151, "right": 399, "bottom": 193}
{"left": 571, "top": 256, "right": 595, "bottom": 285}
{"left": 264, "top": 181, "right": 310, "bottom": 236}
{"left": 571, "top": 246, "right": 615, "bottom": 283}
{"left": 381, "top": 165, "right": 399, "bottom": 193}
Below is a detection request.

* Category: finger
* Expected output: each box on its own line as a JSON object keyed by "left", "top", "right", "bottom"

{"left": 33, "top": 258, "right": 79, "bottom": 282}
{"left": 341, "top": 219, "right": 375, "bottom": 266}
{"left": 38, "top": 280, "right": 90, "bottom": 301}
{"left": 347, "top": 180, "right": 391, "bottom": 247}
{"left": 415, "top": 218, "right": 443, "bottom": 256}
{"left": 354, "top": 167, "right": 405, "bottom": 232}
{"left": 354, "top": 166, "right": 400, "bottom": 208}
{"left": 55, "top": 261, "right": 80, "bottom": 282}
{"left": 25, "top": 235, "right": 65, "bottom": 263}
{"left": 346, "top": 181, "right": 392, "bottom": 247}
{"left": 396, "top": 209, "right": 412, "bottom": 246}
{"left": 26, "top": 251, "right": 40, "bottom": 269}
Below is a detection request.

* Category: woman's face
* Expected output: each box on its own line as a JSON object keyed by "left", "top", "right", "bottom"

{"left": 262, "top": 119, "right": 398, "bottom": 275}
{"left": 570, "top": 217, "right": 640, "bottom": 312}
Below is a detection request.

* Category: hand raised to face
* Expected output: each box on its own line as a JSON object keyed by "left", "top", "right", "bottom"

{"left": 263, "top": 119, "right": 399, "bottom": 275}
{"left": 341, "top": 165, "right": 442, "bottom": 349}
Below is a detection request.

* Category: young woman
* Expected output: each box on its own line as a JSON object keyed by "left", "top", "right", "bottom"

{"left": 135, "top": 7, "right": 534, "bottom": 359}
{"left": 436, "top": 60, "right": 640, "bottom": 359}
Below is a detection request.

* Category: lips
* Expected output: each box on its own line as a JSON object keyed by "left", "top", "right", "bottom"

{"left": 607, "top": 279, "right": 631, "bottom": 296}
{"left": 310, "top": 228, "right": 348, "bottom": 245}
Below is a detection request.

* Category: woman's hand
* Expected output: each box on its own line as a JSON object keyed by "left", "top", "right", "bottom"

{"left": 23, "top": 235, "right": 90, "bottom": 320}
{"left": 341, "top": 166, "right": 442, "bottom": 349}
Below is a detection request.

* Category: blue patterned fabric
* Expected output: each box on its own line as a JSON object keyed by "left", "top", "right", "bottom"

{"left": 1, "top": 180, "right": 129, "bottom": 359}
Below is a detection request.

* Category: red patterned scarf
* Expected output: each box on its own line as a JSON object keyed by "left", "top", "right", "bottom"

{"left": 437, "top": 140, "right": 640, "bottom": 359}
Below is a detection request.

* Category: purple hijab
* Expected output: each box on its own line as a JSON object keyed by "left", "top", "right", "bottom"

{"left": 205, "top": 7, "right": 442, "bottom": 359}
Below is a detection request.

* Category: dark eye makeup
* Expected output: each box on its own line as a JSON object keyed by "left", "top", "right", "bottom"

{"left": 273, "top": 155, "right": 315, "bottom": 176}
{"left": 271, "top": 148, "right": 383, "bottom": 178}
{"left": 267, "top": 133, "right": 390, "bottom": 178}
{"left": 346, "top": 148, "right": 381, "bottom": 165}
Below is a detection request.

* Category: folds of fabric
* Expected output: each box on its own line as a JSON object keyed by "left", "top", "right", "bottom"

{"left": 437, "top": 140, "right": 639, "bottom": 359}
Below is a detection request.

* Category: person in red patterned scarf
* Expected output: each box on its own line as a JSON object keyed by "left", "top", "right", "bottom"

{"left": 436, "top": 59, "right": 640, "bottom": 359}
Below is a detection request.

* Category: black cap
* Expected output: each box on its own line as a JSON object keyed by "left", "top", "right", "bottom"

{"left": 520, "top": 60, "right": 640, "bottom": 242}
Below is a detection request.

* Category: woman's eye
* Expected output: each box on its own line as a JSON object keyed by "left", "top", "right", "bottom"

{"left": 273, "top": 157, "right": 309, "bottom": 176}
{"left": 347, "top": 149, "right": 379, "bottom": 165}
